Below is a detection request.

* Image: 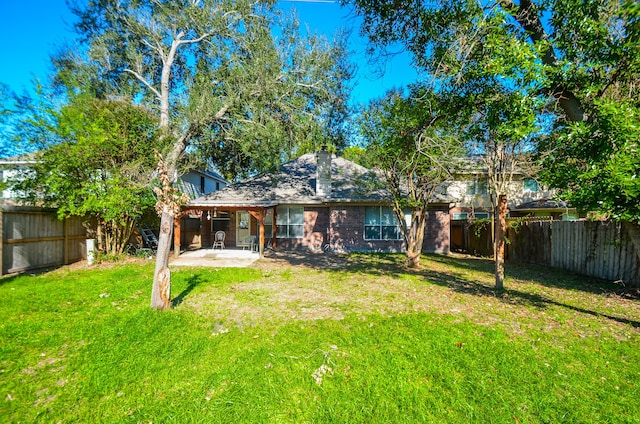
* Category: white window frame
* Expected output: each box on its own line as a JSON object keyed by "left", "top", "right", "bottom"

{"left": 364, "top": 206, "right": 402, "bottom": 240}
{"left": 453, "top": 212, "right": 469, "bottom": 220}
{"left": 276, "top": 206, "right": 304, "bottom": 239}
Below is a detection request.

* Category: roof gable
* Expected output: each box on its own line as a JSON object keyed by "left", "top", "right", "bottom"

{"left": 189, "top": 153, "right": 390, "bottom": 207}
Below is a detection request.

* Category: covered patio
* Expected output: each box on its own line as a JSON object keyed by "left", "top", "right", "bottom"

{"left": 173, "top": 204, "right": 278, "bottom": 259}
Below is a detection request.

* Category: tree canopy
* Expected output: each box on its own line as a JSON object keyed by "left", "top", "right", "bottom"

{"left": 349, "top": 0, "right": 640, "bottom": 224}
{"left": 11, "top": 94, "right": 165, "bottom": 254}
{"left": 64, "top": 0, "right": 353, "bottom": 179}
{"left": 359, "top": 85, "right": 466, "bottom": 267}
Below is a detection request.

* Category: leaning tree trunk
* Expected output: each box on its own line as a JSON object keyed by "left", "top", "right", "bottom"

{"left": 149, "top": 152, "right": 187, "bottom": 310}
{"left": 494, "top": 194, "right": 508, "bottom": 290}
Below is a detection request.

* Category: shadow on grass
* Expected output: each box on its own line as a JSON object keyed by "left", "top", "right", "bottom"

{"left": 172, "top": 274, "right": 204, "bottom": 307}
{"left": 420, "top": 263, "right": 640, "bottom": 328}
{"left": 263, "top": 250, "right": 640, "bottom": 329}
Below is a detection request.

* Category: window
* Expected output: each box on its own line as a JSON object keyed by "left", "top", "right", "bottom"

{"left": 276, "top": 206, "right": 304, "bottom": 238}
{"left": 474, "top": 212, "right": 490, "bottom": 219}
{"left": 523, "top": 178, "right": 539, "bottom": 192}
{"left": 453, "top": 212, "right": 469, "bottom": 220}
{"left": 210, "top": 211, "right": 230, "bottom": 233}
{"left": 200, "top": 176, "right": 205, "bottom": 194}
{"left": 365, "top": 206, "right": 401, "bottom": 240}
{"left": 467, "top": 178, "right": 489, "bottom": 196}
{"left": 264, "top": 209, "right": 274, "bottom": 238}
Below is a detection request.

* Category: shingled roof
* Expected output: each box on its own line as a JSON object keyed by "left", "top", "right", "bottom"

{"left": 188, "top": 153, "right": 391, "bottom": 208}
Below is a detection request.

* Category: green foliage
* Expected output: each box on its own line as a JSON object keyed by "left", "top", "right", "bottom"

{"left": 11, "top": 95, "right": 165, "bottom": 253}
{"left": 358, "top": 85, "right": 466, "bottom": 264}
{"left": 64, "top": 0, "right": 353, "bottom": 180}
{"left": 541, "top": 98, "right": 640, "bottom": 223}
{"left": 342, "top": 145, "right": 373, "bottom": 168}
{"left": 471, "top": 217, "right": 492, "bottom": 239}
{"left": 349, "top": 0, "right": 640, "bottom": 223}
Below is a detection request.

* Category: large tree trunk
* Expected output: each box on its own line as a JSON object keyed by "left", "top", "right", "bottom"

{"left": 494, "top": 194, "right": 508, "bottom": 290}
{"left": 405, "top": 209, "right": 427, "bottom": 268}
{"left": 151, "top": 210, "right": 174, "bottom": 310}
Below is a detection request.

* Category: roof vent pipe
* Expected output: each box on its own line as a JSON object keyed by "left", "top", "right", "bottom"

{"left": 316, "top": 146, "right": 331, "bottom": 197}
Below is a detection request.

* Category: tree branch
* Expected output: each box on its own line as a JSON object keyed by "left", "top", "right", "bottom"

{"left": 500, "top": 0, "right": 588, "bottom": 122}
{"left": 123, "top": 68, "right": 161, "bottom": 99}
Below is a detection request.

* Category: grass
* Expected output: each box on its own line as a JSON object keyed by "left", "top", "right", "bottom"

{"left": 1, "top": 254, "right": 639, "bottom": 423}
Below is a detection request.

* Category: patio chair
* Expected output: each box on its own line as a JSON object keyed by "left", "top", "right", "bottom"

{"left": 242, "top": 235, "right": 257, "bottom": 251}
{"left": 212, "top": 231, "right": 226, "bottom": 249}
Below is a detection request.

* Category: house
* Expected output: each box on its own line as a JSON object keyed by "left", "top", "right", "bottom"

{"left": 0, "top": 154, "right": 38, "bottom": 203}
{"left": 445, "top": 158, "right": 577, "bottom": 221}
{"left": 183, "top": 149, "right": 453, "bottom": 255}
{"left": 445, "top": 158, "right": 578, "bottom": 254}
{"left": 0, "top": 154, "right": 227, "bottom": 249}
{"left": 177, "top": 169, "right": 227, "bottom": 200}
{"left": 174, "top": 169, "right": 228, "bottom": 248}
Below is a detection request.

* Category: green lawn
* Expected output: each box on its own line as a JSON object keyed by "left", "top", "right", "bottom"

{"left": 1, "top": 254, "right": 639, "bottom": 423}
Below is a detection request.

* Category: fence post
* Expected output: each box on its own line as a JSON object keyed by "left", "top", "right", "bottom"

{"left": 623, "top": 222, "right": 640, "bottom": 265}
{"left": 64, "top": 217, "right": 69, "bottom": 265}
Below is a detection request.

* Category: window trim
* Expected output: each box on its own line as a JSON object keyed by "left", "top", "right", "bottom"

{"left": 466, "top": 177, "right": 489, "bottom": 196}
{"left": 364, "top": 206, "right": 402, "bottom": 241}
{"left": 276, "top": 206, "right": 304, "bottom": 239}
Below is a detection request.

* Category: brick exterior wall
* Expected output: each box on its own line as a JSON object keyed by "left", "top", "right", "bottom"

{"left": 276, "top": 207, "right": 330, "bottom": 251}
{"left": 275, "top": 204, "right": 450, "bottom": 254}
{"left": 422, "top": 205, "right": 451, "bottom": 254}
{"left": 328, "top": 205, "right": 405, "bottom": 252}
{"left": 205, "top": 204, "right": 451, "bottom": 254}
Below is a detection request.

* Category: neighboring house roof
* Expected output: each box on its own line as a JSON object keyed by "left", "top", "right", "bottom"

{"left": 189, "top": 153, "right": 392, "bottom": 208}
{"left": 183, "top": 168, "right": 227, "bottom": 183}
{"left": 451, "top": 155, "right": 538, "bottom": 177}
{"left": 512, "top": 198, "right": 572, "bottom": 211}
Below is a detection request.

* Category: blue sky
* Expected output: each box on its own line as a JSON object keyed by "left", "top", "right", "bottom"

{"left": 0, "top": 0, "right": 418, "bottom": 106}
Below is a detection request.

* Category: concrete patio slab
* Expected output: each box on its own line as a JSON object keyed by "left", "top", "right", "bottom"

{"left": 170, "top": 248, "right": 260, "bottom": 268}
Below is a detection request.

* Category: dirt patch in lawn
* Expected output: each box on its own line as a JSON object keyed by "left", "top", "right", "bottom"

{"left": 180, "top": 250, "right": 640, "bottom": 340}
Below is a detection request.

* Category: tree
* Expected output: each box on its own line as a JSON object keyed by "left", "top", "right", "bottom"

{"left": 461, "top": 91, "right": 541, "bottom": 289}
{"left": 67, "top": 0, "right": 352, "bottom": 309}
{"left": 348, "top": 0, "right": 639, "bottom": 287}
{"left": 359, "top": 86, "right": 465, "bottom": 268}
{"left": 10, "top": 95, "right": 165, "bottom": 254}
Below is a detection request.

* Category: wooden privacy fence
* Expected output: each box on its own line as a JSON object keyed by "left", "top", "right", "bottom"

{"left": 450, "top": 219, "right": 493, "bottom": 256}
{"left": 507, "top": 220, "right": 640, "bottom": 287}
{"left": 1, "top": 206, "right": 88, "bottom": 275}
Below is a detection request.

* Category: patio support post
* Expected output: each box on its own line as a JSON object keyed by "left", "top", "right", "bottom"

{"left": 248, "top": 210, "right": 265, "bottom": 257}
{"left": 272, "top": 207, "right": 277, "bottom": 250}
{"left": 173, "top": 216, "right": 181, "bottom": 258}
